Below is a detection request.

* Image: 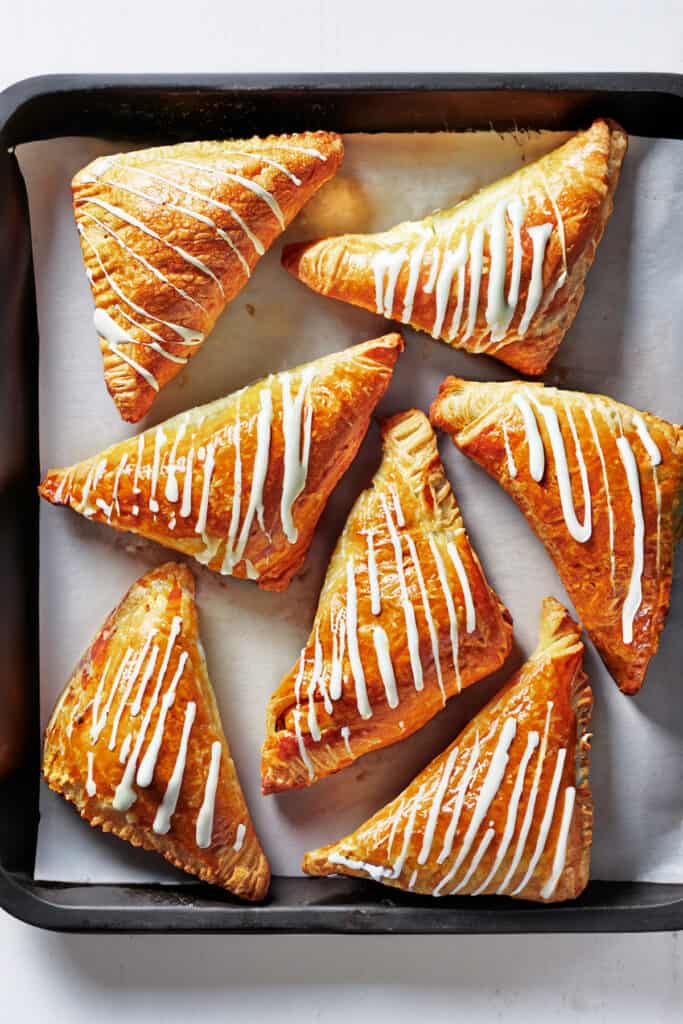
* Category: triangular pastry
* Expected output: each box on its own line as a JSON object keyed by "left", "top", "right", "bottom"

{"left": 73, "top": 132, "right": 344, "bottom": 421}
{"left": 261, "top": 409, "right": 513, "bottom": 794}
{"left": 303, "top": 598, "right": 592, "bottom": 904}
{"left": 282, "top": 120, "right": 626, "bottom": 375}
{"left": 39, "top": 334, "right": 403, "bottom": 591}
{"left": 430, "top": 377, "right": 683, "bottom": 694}
{"left": 43, "top": 562, "right": 270, "bottom": 900}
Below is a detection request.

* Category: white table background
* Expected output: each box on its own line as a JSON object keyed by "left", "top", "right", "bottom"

{"left": 2, "top": 2, "right": 681, "bottom": 1019}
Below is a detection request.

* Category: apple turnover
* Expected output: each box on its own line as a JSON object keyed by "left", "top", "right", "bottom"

{"left": 39, "top": 334, "right": 402, "bottom": 591}
{"left": 303, "top": 598, "right": 592, "bottom": 903}
{"left": 73, "top": 132, "right": 344, "bottom": 421}
{"left": 43, "top": 562, "right": 270, "bottom": 899}
{"left": 261, "top": 409, "right": 512, "bottom": 794}
{"left": 431, "top": 377, "right": 683, "bottom": 693}
{"left": 282, "top": 120, "right": 626, "bottom": 375}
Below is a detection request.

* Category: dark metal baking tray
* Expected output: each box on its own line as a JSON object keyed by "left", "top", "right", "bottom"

{"left": 1, "top": 73, "right": 681, "bottom": 933}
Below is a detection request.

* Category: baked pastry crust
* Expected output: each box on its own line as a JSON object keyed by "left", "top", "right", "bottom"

{"left": 303, "top": 597, "right": 592, "bottom": 904}
{"left": 282, "top": 120, "right": 626, "bottom": 375}
{"left": 261, "top": 409, "right": 512, "bottom": 794}
{"left": 73, "top": 132, "right": 344, "bottom": 421}
{"left": 39, "top": 334, "right": 402, "bottom": 591}
{"left": 43, "top": 562, "right": 270, "bottom": 900}
{"left": 431, "top": 377, "right": 683, "bottom": 694}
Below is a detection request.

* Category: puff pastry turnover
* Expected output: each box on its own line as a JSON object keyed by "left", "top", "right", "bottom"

{"left": 261, "top": 409, "right": 512, "bottom": 794}
{"left": 73, "top": 132, "right": 344, "bottom": 421}
{"left": 39, "top": 334, "right": 402, "bottom": 591}
{"left": 303, "top": 597, "right": 592, "bottom": 903}
{"left": 283, "top": 120, "right": 626, "bottom": 375}
{"left": 431, "top": 377, "right": 683, "bottom": 694}
{"left": 43, "top": 562, "right": 270, "bottom": 900}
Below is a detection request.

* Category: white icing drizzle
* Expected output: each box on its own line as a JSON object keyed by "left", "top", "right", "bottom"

{"left": 269, "top": 141, "right": 328, "bottom": 162}
{"left": 542, "top": 172, "right": 568, "bottom": 297}
{"left": 472, "top": 731, "right": 539, "bottom": 895}
{"left": 373, "top": 625, "right": 398, "bottom": 709}
{"left": 653, "top": 467, "right": 662, "bottom": 574}
{"left": 401, "top": 240, "right": 426, "bottom": 322}
{"left": 111, "top": 453, "right": 128, "bottom": 518}
{"left": 137, "top": 651, "right": 188, "bottom": 788}
{"left": 233, "top": 823, "right": 247, "bottom": 852}
{"left": 391, "top": 786, "right": 425, "bottom": 879}
{"left": 511, "top": 747, "right": 567, "bottom": 896}
{"left": 584, "top": 404, "right": 616, "bottom": 584}
{"left": 195, "top": 440, "right": 216, "bottom": 536}
{"left": 168, "top": 157, "right": 286, "bottom": 228}
{"left": 93, "top": 174, "right": 251, "bottom": 277}
{"left": 180, "top": 446, "right": 194, "bottom": 518}
{"left": 196, "top": 741, "right": 222, "bottom": 849}
{"left": 434, "top": 718, "right": 517, "bottom": 895}
{"left": 131, "top": 642, "right": 160, "bottom": 716}
{"left": 329, "top": 608, "right": 346, "bottom": 702}
{"left": 366, "top": 531, "right": 381, "bottom": 615}
{"left": 386, "top": 801, "right": 405, "bottom": 857}
{"left": 118, "top": 733, "right": 133, "bottom": 765}
{"left": 617, "top": 436, "right": 645, "bottom": 644}
{"left": 450, "top": 827, "right": 496, "bottom": 894}
{"left": 437, "top": 731, "right": 480, "bottom": 867}
{"left": 306, "top": 628, "right": 324, "bottom": 741}
{"left": 632, "top": 414, "right": 662, "bottom": 466}
{"left": 149, "top": 428, "right": 166, "bottom": 513}
{"left": 294, "top": 707, "right": 314, "bottom": 781}
{"left": 405, "top": 534, "right": 445, "bottom": 704}
{"left": 327, "top": 853, "right": 390, "bottom": 884}
{"left": 533, "top": 399, "right": 592, "bottom": 543}
{"left": 235, "top": 386, "right": 273, "bottom": 556}
{"left": 380, "top": 495, "right": 423, "bottom": 692}
{"left": 446, "top": 541, "right": 476, "bottom": 634}
{"left": 86, "top": 751, "right": 96, "bottom": 797}
{"left": 486, "top": 200, "right": 523, "bottom": 342}
{"left": 540, "top": 786, "right": 576, "bottom": 899}
{"left": 280, "top": 367, "right": 315, "bottom": 543}
{"left": 90, "top": 648, "right": 134, "bottom": 744}
{"left": 519, "top": 223, "right": 553, "bottom": 336}
{"left": 128, "top": 165, "right": 265, "bottom": 255}
{"left": 153, "top": 700, "right": 196, "bottom": 835}
{"left": 164, "top": 423, "right": 186, "bottom": 503}
{"left": 513, "top": 394, "right": 545, "bottom": 481}
{"left": 497, "top": 702, "right": 553, "bottom": 894}
{"left": 463, "top": 224, "right": 485, "bottom": 341}
{"left": 117, "top": 307, "right": 189, "bottom": 365}
{"left": 90, "top": 656, "right": 111, "bottom": 733}
{"left": 133, "top": 434, "right": 145, "bottom": 494}
{"left": 423, "top": 248, "right": 441, "bottom": 293}
{"left": 389, "top": 484, "right": 405, "bottom": 527}
{"left": 408, "top": 869, "right": 418, "bottom": 890}
{"left": 502, "top": 421, "right": 518, "bottom": 478}
{"left": 340, "top": 725, "right": 353, "bottom": 757}
{"left": 428, "top": 536, "right": 461, "bottom": 692}
{"left": 372, "top": 248, "right": 407, "bottom": 318}
{"left": 79, "top": 195, "right": 224, "bottom": 294}
{"left": 346, "top": 557, "right": 372, "bottom": 720}
{"left": 222, "top": 401, "right": 243, "bottom": 574}
{"left": 418, "top": 745, "right": 459, "bottom": 865}
{"left": 80, "top": 210, "right": 205, "bottom": 311}
{"left": 92, "top": 310, "right": 160, "bottom": 392}
{"left": 81, "top": 226, "right": 204, "bottom": 348}
{"left": 108, "top": 630, "right": 156, "bottom": 750}
{"left": 432, "top": 237, "right": 467, "bottom": 339}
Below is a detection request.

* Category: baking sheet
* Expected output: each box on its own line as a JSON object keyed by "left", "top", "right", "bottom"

{"left": 20, "top": 128, "right": 683, "bottom": 885}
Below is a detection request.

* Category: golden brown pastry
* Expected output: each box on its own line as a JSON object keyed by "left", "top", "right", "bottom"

{"left": 73, "top": 132, "right": 344, "bottom": 421}
{"left": 43, "top": 562, "right": 269, "bottom": 900}
{"left": 282, "top": 120, "right": 626, "bottom": 375}
{"left": 431, "top": 377, "right": 683, "bottom": 694}
{"left": 303, "top": 597, "right": 592, "bottom": 903}
{"left": 39, "top": 334, "right": 403, "bottom": 591}
{"left": 261, "top": 409, "right": 512, "bottom": 794}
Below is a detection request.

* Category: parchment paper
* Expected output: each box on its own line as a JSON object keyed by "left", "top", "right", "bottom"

{"left": 20, "top": 128, "right": 683, "bottom": 885}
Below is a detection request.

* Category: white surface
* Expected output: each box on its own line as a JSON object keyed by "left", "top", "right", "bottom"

{"left": 24, "top": 126, "right": 683, "bottom": 888}
{"left": 2, "top": 1, "right": 683, "bottom": 1021}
